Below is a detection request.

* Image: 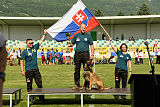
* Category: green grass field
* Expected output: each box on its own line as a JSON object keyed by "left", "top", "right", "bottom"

{"left": 2, "top": 58, "right": 160, "bottom": 107}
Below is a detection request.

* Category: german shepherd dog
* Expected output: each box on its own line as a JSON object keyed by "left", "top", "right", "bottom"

{"left": 81, "top": 60, "right": 112, "bottom": 90}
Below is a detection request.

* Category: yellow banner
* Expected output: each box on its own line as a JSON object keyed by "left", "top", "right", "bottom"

{"left": 142, "top": 46, "right": 153, "bottom": 52}
{"left": 108, "top": 47, "right": 120, "bottom": 51}
{"left": 60, "top": 47, "right": 73, "bottom": 52}
{"left": 38, "top": 47, "right": 59, "bottom": 52}
{"left": 95, "top": 47, "right": 108, "bottom": 55}
{"left": 7, "top": 46, "right": 155, "bottom": 53}
{"left": 128, "top": 47, "right": 141, "bottom": 52}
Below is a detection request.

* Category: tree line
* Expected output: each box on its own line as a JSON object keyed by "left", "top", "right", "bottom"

{"left": 95, "top": 3, "right": 151, "bottom": 16}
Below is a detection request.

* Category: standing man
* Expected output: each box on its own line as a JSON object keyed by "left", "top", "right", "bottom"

{"left": 46, "top": 49, "right": 50, "bottom": 65}
{"left": 20, "top": 29, "right": 47, "bottom": 101}
{"left": 55, "top": 50, "right": 59, "bottom": 64}
{"left": 51, "top": 48, "right": 55, "bottom": 65}
{"left": 59, "top": 50, "right": 63, "bottom": 64}
{"left": 135, "top": 49, "right": 139, "bottom": 64}
{"left": 0, "top": 33, "right": 7, "bottom": 107}
{"left": 41, "top": 49, "right": 46, "bottom": 65}
{"left": 139, "top": 50, "right": 143, "bottom": 64}
{"left": 71, "top": 23, "right": 94, "bottom": 89}
{"left": 52, "top": 51, "right": 56, "bottom": 65}
{"left": 17, "top": 48, "right": 21, "bottom": 65}
{"left": 12, "top": 50, "right": 17, "bottom": 65}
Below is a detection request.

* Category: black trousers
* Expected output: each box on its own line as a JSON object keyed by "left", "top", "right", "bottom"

{"left": 135, "top": 58, "right": 139, "bottom": 64}
{"left": 115, "top": 68, "right": 128, "bottom": 98}
{"left": 156, "top": 55, "right": 160, "bottom": 64}
{"left": 17, "top": 56, "right": 21, "bottom": 65}
{"left": 140, "top": 58, "right": 143, "bottom": 64}
{"left": 74, "top": 52, "right": 90, "bottom": 87}
{"left": 25, "top": 69, "right": 44, "bottom": 100}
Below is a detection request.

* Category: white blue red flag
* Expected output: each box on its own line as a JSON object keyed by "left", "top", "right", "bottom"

{"left": 47, "top": 0, "right": 100, "bottom": 42}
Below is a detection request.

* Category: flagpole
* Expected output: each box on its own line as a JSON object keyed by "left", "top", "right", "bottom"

{"left": 94, "top": 53, "right": 95, "bottom": 72}
{"left": 99, "top": 23, "right": 112, "bottom": 39}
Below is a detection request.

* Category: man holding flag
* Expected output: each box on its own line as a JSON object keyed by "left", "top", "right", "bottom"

{"left": 71, "top": 23, "right": 94, "bottom": 89}
{"left": 47, "top": 0, "right": 101, "bottom": 89}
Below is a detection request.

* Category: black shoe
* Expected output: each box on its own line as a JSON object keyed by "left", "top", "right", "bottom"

{"left": 122, "top": 97, "right": 126, "bottom": 100}
{"left": 39, "top": 95, "right": 46, "bottom": 101}
{"left": 115, "top": 97, "right": 119, "bottom": 100}
{"left": 121, "top": 96, "right": 126, "bottom": 100}
{"left": 114, "top": 95, "right": 119, "bottom": 100}
{"left": 72, "top": 85, "right": 79, "bottom": 90}
{"left": 39, "top": 98, "right": 46, "bottom": 101}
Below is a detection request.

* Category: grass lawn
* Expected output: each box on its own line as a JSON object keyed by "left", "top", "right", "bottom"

{"left": 2, "top": 58, "right": 160, "bottom": 107}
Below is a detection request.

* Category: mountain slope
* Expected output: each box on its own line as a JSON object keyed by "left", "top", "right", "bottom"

{"left": 0, "top": 0, "right": 159, "bottom": 17}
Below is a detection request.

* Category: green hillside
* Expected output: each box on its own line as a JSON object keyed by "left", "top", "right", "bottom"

{"left": 0, "top": 0, "right": 160, "bottom": 17}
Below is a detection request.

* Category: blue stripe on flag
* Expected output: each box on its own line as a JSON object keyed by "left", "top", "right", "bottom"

{"left": 83, "top": 8, "right": 93, "bottom": 20}
{"left": 54, "top": 21, "right": 79, "bottom": 42}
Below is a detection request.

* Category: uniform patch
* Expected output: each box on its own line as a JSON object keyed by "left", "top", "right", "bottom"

{"left": 28, "top": 52, "right": 32, "bottom": 56}
{"left": 116, "top": 77, "right": 119, "bottom": 81}
{"left": 33, "top": 49, "right": 36, "bottom": 52}
{"left": 76, "top": 37, "right": 80, "bottom": 41}
{"left": 27, "top": 78, "right": 30, "bottom": 82}
{"left": 120, "top": 55, "right": 123, "bottom": 58}
{"left": 84, "top": 38, "right": 87, "bottom": 41}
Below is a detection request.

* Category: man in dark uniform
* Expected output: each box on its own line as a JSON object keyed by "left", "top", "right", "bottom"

{"left": 20, "top": 29, "right": 47, "bottom": 101}
{"left": 0, "top": 33, "right": 7, "bottom": 106}
{"left": 71, "top": 23, "right": 94, "bottom": 89}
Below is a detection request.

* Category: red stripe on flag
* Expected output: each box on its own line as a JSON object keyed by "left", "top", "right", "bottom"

{"left": 86, "top": 16, "right": 100, "bottom": 32}
{"left": 70, "top": 16, "right": 100, "bottom": 39}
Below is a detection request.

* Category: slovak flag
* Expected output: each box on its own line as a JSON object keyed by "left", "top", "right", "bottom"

{"left": 47, "top": 0, "right": 100, "bottom": 42}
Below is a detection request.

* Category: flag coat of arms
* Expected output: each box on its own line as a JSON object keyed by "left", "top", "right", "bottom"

{"left": 47, "top": 0, "right": 100, "bottom": 42}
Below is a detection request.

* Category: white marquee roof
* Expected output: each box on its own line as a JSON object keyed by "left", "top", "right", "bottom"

{"left": 0, "top": 15, "right": 160, "bottom": 25}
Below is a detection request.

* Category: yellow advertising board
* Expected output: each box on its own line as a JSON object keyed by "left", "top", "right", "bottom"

{"left": 60, "top": 47, "right": 73, "bottom": 52}
{"left": 7, "top": 46, "right": 155, "bottom": 54}
{"left": 128, "top": 47, "right": 141, "bottom": 52}
{"left": 108, "top": 47, "right": 120, "bottom": 51}
{"left": 94, "top": 47, "right": 108, "bottom": 55}
{"left": 142, "top": 46, "right": 153, "bottom": 52}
